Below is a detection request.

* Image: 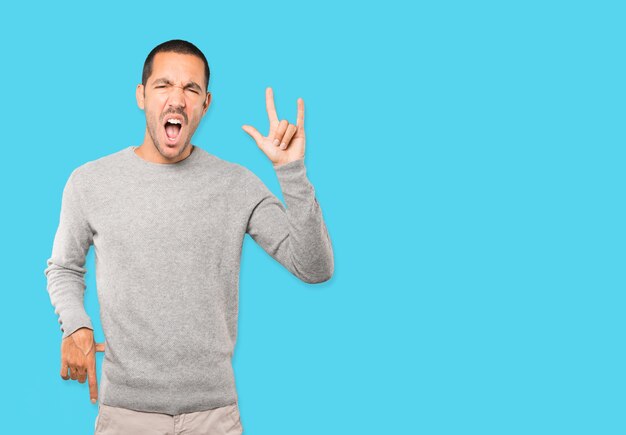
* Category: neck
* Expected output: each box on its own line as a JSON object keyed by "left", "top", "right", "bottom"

{"left": 136, "top": 130, "right": 194, "bottom": 164}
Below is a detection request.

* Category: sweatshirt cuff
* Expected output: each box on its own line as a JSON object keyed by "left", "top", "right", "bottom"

{"left": 272, "top": 158, "right": 318, "bottom": 215}
{"left": 60, "top": 311, "right": 94, "bottom": 339}
{"left": 273, "top": 158, "right": 307, "bottom": 183}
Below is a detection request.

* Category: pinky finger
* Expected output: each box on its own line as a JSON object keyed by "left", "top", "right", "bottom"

{"left": 60, "top": 361, "right": 70, "bottom": 380}
{"left": 296, "top": 98, "right": 305, "bottom": 130}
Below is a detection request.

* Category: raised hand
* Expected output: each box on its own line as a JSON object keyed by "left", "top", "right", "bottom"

{"left": 60, "top": 327, "right": 106, "bottom": 404}
{"left": 242, "top": 87, "right": 306, "bottom": 167}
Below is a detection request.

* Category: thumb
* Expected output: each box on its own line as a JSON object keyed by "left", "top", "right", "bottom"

{"left": 95, "top": 342, "right": 106, "bottom": 353}
{"left": 241, "top": 125, "right": 264, "bottom": 145}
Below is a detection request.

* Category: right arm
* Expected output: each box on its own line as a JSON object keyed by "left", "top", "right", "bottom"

{"left": 44, "top": 168, "right": 107, "bottom": 405}
{"left": 44, "top": 168, "right": 94, "bottom": 339}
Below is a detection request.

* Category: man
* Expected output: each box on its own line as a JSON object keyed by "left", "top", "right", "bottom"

{"left": 44, "top": 39, "right": 334, "bottom": 435}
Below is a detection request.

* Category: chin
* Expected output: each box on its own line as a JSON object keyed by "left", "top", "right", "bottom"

{"left": 160, "top": 141, "right": 188, "bottom": 155}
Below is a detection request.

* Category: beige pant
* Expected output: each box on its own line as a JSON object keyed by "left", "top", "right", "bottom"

{"left": 94, "top": 402, "right": 244, "bottom": 434}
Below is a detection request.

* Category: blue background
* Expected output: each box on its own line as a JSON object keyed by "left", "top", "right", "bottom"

{"left": 1, "top": 1, "right": 624, "bottom": 434}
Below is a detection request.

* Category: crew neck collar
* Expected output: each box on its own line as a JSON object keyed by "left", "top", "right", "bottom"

{"left": 126, "top": 145, "right": 201, "bottom": 170}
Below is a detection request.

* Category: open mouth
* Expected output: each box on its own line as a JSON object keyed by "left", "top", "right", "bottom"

{"left": 163, "top": 117, "right": 183, "bottom": 144}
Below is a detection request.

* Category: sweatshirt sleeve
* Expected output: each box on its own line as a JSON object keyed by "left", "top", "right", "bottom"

{"left": 44, "top": 169, "right": 94, "bottom": 339}
{"left": 245, "top": 158, "right": 334, "bottom": 284}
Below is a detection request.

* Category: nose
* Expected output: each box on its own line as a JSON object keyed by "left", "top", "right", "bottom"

{"left": 167, "top": 85, "right": 186, "bottom": 109}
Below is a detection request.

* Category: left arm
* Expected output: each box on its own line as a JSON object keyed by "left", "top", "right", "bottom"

{"left": 246, "top": 158, "right": 334, "bottom": 283}
{"left": 241, "top": 87, "right": 334, "bottom": 283}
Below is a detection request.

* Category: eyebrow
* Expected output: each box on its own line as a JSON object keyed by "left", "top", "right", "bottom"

{"left": 152, "top": 77, "right": 204, "bottom": 92}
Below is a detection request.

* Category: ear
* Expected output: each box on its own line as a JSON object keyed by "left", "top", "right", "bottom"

{"left": 136, "top": 84, "right": 145, "bottom": 110}
{"left": 202, "top": 92, "right": 212, "bottom": 116}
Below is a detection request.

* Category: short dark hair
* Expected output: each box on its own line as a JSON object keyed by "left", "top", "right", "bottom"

{"left": 142, "top": 39, "right": 210, "bottom": 92}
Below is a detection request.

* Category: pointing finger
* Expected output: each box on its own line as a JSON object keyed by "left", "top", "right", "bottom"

{"left": 88, "top": 362, "right": 98, "bottom": 404}
{"left": 95, "top": 342, "right": 106, "bottom": 353}
{"left": 266, "top": 87, "right": 278, "bottom": 125}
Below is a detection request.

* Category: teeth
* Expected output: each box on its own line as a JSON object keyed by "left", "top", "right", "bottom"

{"left": 166, "top": 118, "right": 182, "bottom": 124}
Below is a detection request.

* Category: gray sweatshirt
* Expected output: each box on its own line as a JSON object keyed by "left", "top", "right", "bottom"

{"left": 44, "top": 145, "right": 334, "bottom": 415}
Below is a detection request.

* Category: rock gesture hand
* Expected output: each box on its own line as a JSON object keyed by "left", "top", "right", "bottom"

{"left": 242, "top": 87, "right": 306, "bottom": 168}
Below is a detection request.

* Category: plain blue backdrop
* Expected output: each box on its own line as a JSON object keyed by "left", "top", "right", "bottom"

{"left": 1, "top": 1, "right": 624, "bottom": 434}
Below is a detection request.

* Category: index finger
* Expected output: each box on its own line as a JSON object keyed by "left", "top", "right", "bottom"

{"left": 88, "top": 361, "right": 98, "bottom": 403}
{"left": 266, "top": 87, "right": 278, "bottom": 124}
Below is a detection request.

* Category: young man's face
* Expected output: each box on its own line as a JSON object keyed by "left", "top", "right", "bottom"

{"left": 136, "top": 51, "right": 211, "bottom": 159}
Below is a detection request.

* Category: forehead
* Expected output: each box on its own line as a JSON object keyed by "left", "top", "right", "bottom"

{"left": 149, "top": 51, "right": 205, "bottom": 84}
